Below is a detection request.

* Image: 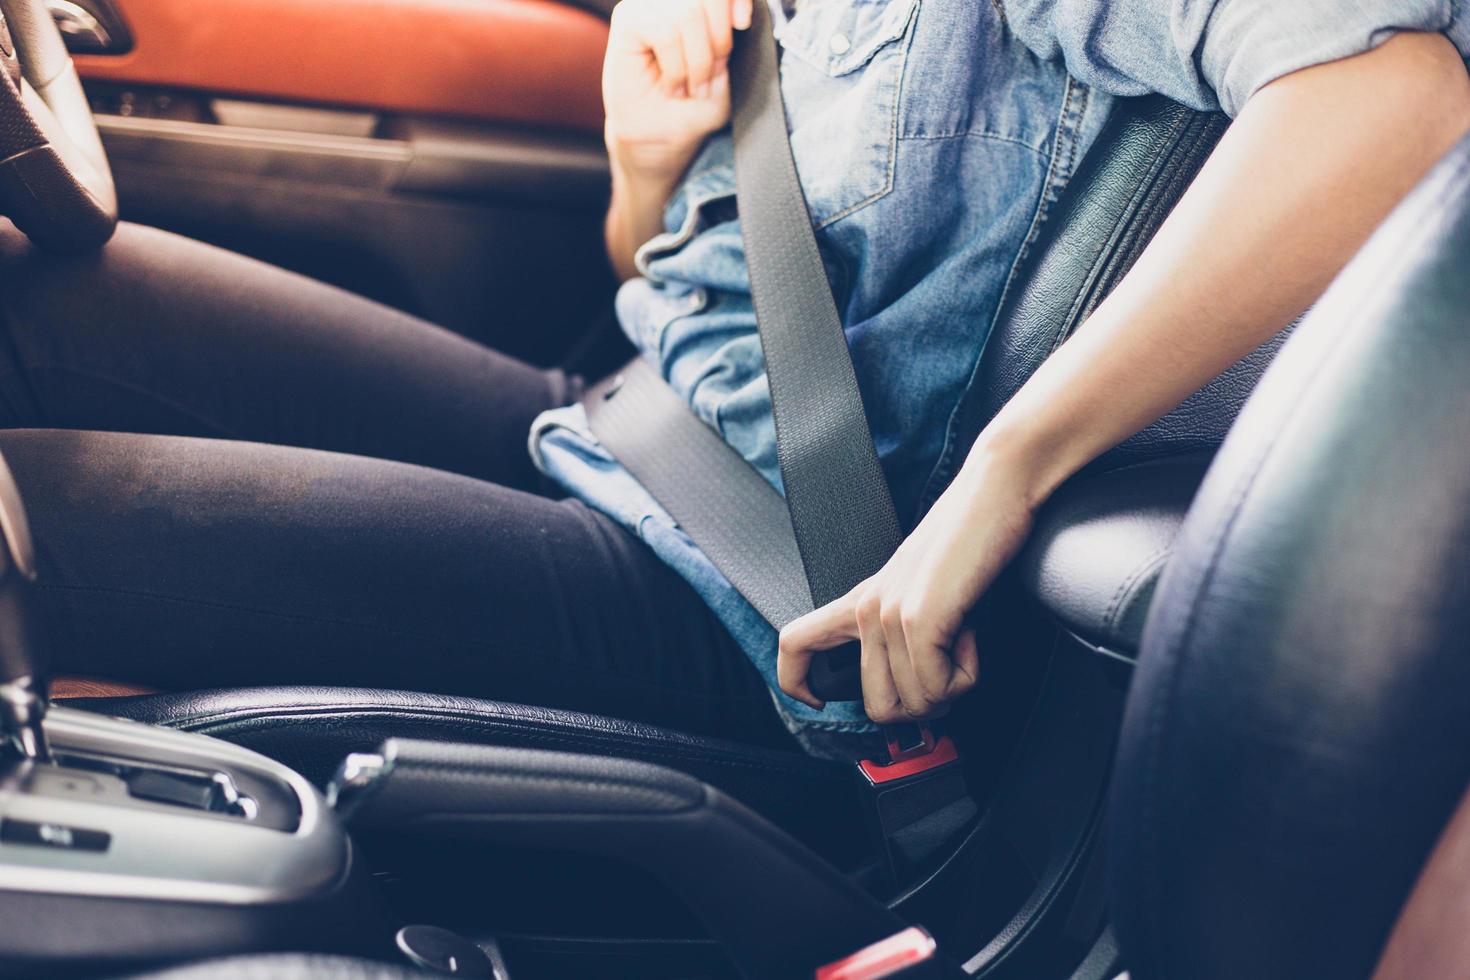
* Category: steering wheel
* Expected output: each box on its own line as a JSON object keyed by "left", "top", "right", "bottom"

{"left": 0, "top": 0, "right": 116, "bottom": 252}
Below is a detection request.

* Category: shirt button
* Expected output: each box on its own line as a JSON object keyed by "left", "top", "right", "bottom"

{"left": 828, "top": 33, "right": 850, "bottom": 55}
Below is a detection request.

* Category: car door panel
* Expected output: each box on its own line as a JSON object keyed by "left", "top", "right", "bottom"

{"left": 73, "top": 0, "right": 606, "bottom": 129}
{"left": 68, "top": 1, "right": 618, "bottom": 365}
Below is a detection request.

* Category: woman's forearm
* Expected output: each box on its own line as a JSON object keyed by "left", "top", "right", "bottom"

{"left": 599, "top": 0, "right": 746, "bottom": 281}
{"left": 779, "top": 31, "right": 1470, "bottom": 722}
{"left": 972, "top": 31, "right": 1470, "bottom": 505}
{"left": 605, "top": 155, "right": 683, "bottom": 282}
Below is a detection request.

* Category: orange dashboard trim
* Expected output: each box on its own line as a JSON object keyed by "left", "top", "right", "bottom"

{"left": 75, "top": 0, "right": 608, "bottom": 131}
{"left": 52, "top": 676, "right": 162, "bottom": 699}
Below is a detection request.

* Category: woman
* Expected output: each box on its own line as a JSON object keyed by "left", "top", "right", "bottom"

{"left": 1, "top": 0, "right": 1467, "bottom": 756}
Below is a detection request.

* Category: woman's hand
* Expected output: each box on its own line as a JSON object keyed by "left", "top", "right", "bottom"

{"left": 603, "top": 0, "right": 752, "bottom": 180}
{"left": 778, "top": 449, "right": 1041, "bottom": 724}
{"left": 774, "top": 32, "right": 1470, "bottom": 727}
{"left": 602, "top": 0, "right": 752, "bottom": 279}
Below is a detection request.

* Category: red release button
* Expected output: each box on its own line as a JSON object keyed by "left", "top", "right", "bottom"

{"left": 859, "top": 735, "right": 960, "bottom": 785}
{"left": 815, "top": 926, "right": 937, "bottom": 980}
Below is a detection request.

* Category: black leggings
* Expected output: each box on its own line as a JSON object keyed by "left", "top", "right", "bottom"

{"left": 0, "top": 222, "right": 791, "bottom": 747}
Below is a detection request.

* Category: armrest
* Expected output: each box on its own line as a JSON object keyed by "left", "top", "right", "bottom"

{"left": 1018, "top": 455, "right": 1210, "bottom": 660}
{"left": 335, "top": 739, "right": 963, "bottom": 980}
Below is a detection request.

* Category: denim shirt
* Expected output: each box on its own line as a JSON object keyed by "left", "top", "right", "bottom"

{"left": 532, "top": 0, "right": 1470, "bottom": 749}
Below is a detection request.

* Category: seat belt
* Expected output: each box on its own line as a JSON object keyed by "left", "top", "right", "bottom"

{"left": 587, "top": 0, "right": 894, "bottom": 704}
{"left": 585, "top": 0, "right": 973, "bottom": 887}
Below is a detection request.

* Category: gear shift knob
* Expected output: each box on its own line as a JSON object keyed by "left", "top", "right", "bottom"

{"left": 0, "top": 450, "right": 48, "bottom": 761}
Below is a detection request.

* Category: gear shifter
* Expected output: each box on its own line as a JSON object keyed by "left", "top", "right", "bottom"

{"left": 0, "top": 449, "right": 48, "bottom": 761}
{"left": 0, "top": 452, "right": 363, "bottom": 974}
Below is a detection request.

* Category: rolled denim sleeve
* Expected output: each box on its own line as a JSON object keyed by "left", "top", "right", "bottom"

{"left": 1001, "top": 0, "right": 1470, "bottom": 117}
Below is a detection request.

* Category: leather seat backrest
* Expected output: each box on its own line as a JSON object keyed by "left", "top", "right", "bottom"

{"left": 1109, "top": 134, "right": 1470, "bottom": 980}
{"left": 930, "top": 96, "right": 1291, "bottom": 514}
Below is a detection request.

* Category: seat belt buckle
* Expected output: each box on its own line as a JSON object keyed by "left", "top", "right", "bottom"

{"left": 815, "top": 926, "right": 938, "bottom": 980}
{"left": 861, "top": 722, "right": 955, "bottom": 781}
{"left": 877, "top": 723, "right": 939, "bottom": 768}
{"left": 855, "top": 725, "right": 975, "bottom": 888}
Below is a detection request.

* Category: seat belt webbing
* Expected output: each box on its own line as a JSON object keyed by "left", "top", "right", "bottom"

{"left": 586, "top": 1, "right": 902, "bottom": 700}
{"left": 722, "top": 0, "right": 903, "bottom": 608}
{"left": 585, "top": 358, "right": 813, "bottom": 631}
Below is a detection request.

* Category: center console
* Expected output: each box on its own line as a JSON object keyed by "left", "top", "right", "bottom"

{"left": 0, "top": 706, "right": 380, "bottom": 973}
{"left": 0, "top": 448, "right": 385, "bottom": 976}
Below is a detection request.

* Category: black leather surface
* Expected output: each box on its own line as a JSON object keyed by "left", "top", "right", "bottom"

{"left": 349, "top": 739, "right": 934, "bottom": 980}
{"left": 1019, "top": 455, "right": 1209, "bottom": 659}
{"left": 122, "top": 954, "right": 426, "bottom": 979}
{"left": 361, "top": 738, "right": 708, "bottom": 820}
{"left": 1109, "top": 135, "right": 1470, "bottom": 980}
{"left": 67, "top": 685, "right": 867, "bottom": 857}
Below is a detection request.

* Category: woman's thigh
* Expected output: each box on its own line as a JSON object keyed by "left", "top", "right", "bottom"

{"left": 0, "top": 222, "right": 567, "bottom": 491}
{"left": 2, "top": 428, "right": 788, "bottom": 745}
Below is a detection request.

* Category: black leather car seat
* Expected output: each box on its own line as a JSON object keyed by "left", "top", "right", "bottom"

{"left": 1109, "top": 133, "right": 1470, "bottom": 980}
{"left": 60, "top": 96, "right": 1278, "bottom": 847}
{"left": 1019, "top": 453, "right": 1208, "bottom": 661}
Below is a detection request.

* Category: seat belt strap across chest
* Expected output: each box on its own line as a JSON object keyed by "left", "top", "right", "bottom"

{"left": 586, "top": 0, "right": 898, "bottom": 703}
{"left": 722, "top": 0, "right": 905, "bottom": 610}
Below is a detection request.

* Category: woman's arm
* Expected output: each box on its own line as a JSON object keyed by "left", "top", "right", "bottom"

{"left": 601, "top": 0, "right": 752, "bottom": 281}
{"left": 779, "top": 31, "right": 1470, "bottom": 721}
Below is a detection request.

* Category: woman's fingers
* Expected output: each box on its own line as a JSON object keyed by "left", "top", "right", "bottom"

{"left": 731, "top": 0, "right": 753, "bottom": 31}
{"left": 778, "top": 591, "right": 860, "bottom": 708}
{"left": 615, "top": 0, "right": 740, "bottom": 100}
{"left": 776, "top": 641, "right": 821, "bottom": 709}
{"left": 781, "top": 572, "right": 982, "bottom": 720}
{"left": 782, "top": 590, "right": 862, "bottom": 653}
{"left": 679, "top": 7, "right": 716, "bottom": 97}
{"left": 899, "top": 605, "right": 979, "bottom": 715}
{"left": 947, "top": 628, "right": 981, "bottom": 699}
{"left": 857, "top": 591, "right": 903, "bottom": 724}
{"left": 904, "top": 607, "right": 959, "bottom": 705}
{"left": 647, "top": 22, "right": 689, "bottom": 97}
{"left": 703, "top": 0, "right": 734, "bottom": 60}
{"left": 881, "top": 603, "right": 930, "bottom": 721}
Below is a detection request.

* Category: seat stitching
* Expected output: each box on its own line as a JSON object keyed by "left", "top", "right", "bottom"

{"left": 1101, "top": 544, "right": 1173, "bottom": 635}
{"left": 182, "top": 710, "right": 837, "bottom": 779}
{"left": 379, "top": 761, "right": 702, "bottom": 810}
{"left": 166, "top": 702, "right": 834, "bottom": 769}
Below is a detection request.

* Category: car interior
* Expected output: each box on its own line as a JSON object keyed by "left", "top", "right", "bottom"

{"left": 1, "top": 0, "right": 1468, "bottom": 978}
